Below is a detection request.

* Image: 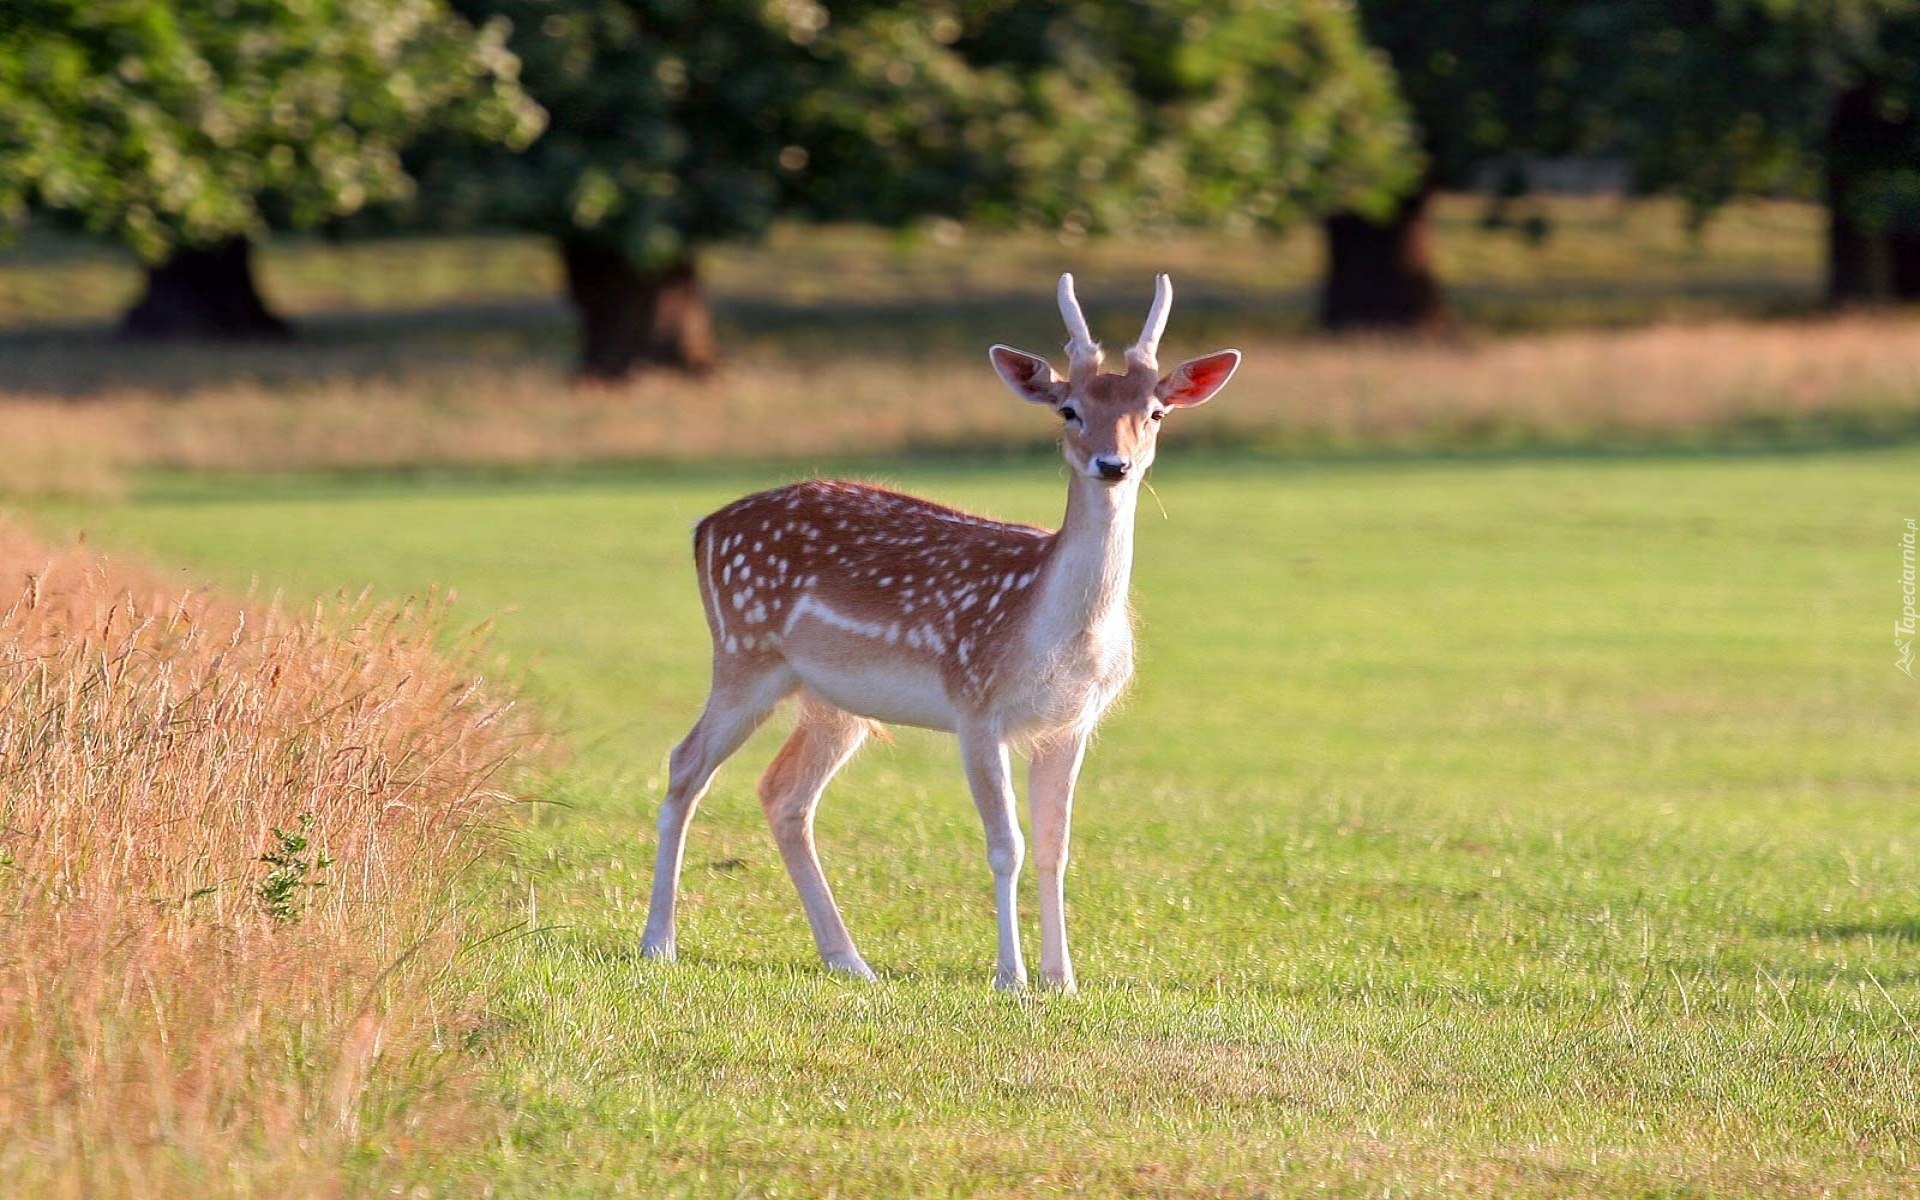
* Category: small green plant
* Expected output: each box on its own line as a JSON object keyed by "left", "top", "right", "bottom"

{"left": 257, "top": 813, "right": 331, "bottom": 922}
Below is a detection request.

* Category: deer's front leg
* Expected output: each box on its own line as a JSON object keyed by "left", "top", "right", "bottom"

{"left": 1028, "top": 730, "right": 1087, "bottom": 993}
{"left": 959, "top": 724, "right": 1027, "bottom": 990}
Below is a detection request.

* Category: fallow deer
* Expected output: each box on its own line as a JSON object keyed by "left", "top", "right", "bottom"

{"left": 641, "top": 274, "right": 1240, "bottom": 990}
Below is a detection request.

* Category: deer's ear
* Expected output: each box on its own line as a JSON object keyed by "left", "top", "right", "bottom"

{"left": 989, "top": 345, "right": 1065, "bottom": 405}
{"left": 1158, "top": 350, "right": 1241, "bottom": 408}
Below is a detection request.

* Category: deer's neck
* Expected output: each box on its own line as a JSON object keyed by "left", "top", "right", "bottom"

{"left": 1033, "top": 474, "right": 1137, "bottom": 646}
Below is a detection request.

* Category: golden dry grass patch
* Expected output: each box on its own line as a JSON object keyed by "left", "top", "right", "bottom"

{"left": 0, "top": 522, "right": 530, "bottom": 1197}
{"left": 2, "top": 312, "right": 1916, "bottom": 499}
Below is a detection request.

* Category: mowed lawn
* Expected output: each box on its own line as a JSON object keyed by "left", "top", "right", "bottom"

{"left": 24, "top": 446, "right": 1920, "bottom": 1197}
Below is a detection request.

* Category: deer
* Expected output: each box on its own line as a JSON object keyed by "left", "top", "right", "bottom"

{"left": 640, "top": 273, "right": 1240, "bottom": 990}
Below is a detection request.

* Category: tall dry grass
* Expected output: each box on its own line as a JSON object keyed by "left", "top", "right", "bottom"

{"left": 0, "top": 313, "right": 1916, "bottom": 497}
{"left": 0, "top": 523, "right": 527, "bottom": 1197}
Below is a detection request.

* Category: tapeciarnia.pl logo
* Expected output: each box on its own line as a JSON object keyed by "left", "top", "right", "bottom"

{"left": 1899, "top": 517, "right": 1917, "bottom": 678}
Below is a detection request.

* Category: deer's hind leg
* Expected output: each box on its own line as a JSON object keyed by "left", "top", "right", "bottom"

{"left": 642, "top": 657, "right": 797, "bottom": 962}
{"left": 758, "top": 694, "right": 877, "bottom": 979}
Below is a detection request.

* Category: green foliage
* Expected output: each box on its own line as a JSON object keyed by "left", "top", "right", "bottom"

{"left": 1595, "top": 1, "right": 1823, "bottom": 215}
{"left": 1355, "top": 0, "right": 1920, "bottom": 227}
{"left": 1162, "top": 1, "right": 1421, "bottom": 227}
{"left": 1609, "top": 0, "right": 1920, "bottom": 225}
{"left": 1349, "top": 1, "right": 1603, "bottom": 184}
{"left": 430, "top": 0, "right": 815, "bottom": 265}
{"left": 0, "top": 0, "right": 543, "bottom": 261}
{"left": 787, "top": 5, "right": 1151, "bottom": 234}
{"left": 796, "top": 0, "right": 1418, "bottom": 233}
{"left": 427, "top": 0, "right": 1415, "bottom": 263}
{"left": 257, "top": 812, "right": 331, "bottom": 922}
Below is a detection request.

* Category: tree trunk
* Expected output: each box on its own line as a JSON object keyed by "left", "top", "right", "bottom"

{"left": 1318, "top": 183, "right": 1450, "bottom": 332}
{"left": 120, "top": 238, "right": 290, "bottom": 340}
{"left": 1893, "top": 232, "right": 1920, "bottom": 298}
{"left": 1824, "top": 83, "right": 1920, "bottom": 306}
{"left": 560, "top": 239, "right": 716, "bottom": 380}
{"left": 1827, "top": 204, "right": 1902, "bottom": 306}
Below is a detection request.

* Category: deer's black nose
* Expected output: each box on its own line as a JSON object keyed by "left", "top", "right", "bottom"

{"left": 1094, "top": 455, "right": 1131, "bottom": 480}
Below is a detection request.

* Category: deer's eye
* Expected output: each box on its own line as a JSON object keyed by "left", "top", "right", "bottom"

{"left": 1149, "top": 409, "right": 1165, "bottom": 422}
{"left": 1059, "top": 406, "right": 1080, "bottom": 424}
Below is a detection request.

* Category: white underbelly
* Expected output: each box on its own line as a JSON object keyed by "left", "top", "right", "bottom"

{"left": 788, "top": 651, "right": 961, "bottom": 732}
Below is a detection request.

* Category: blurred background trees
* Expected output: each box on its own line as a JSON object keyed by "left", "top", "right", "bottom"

{"left": 422, "top": 0, "right": 834, "bottom": 375}
{"left": 1332, "top": 0, "right": 1920, "bottom": 327}
{"left": 421, "top": 0, "right": 1411, "bottom": 378}
{"left": 0, "top": 0, "right": 542, "bottom": 339}
{"left": 1320, "top": 2, "right": 1603, "bottom": 329}
{"left": 1603, "top": 0, "right": 1920, "bottom": 306}
{"left": 2, "top": 0, "right": 1917, "bottom": 365}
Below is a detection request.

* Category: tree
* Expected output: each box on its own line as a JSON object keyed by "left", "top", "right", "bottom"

{"left": 428, "top": 0, "right": 894, "bottom": 376}
{"left": 1319, "top": 2, "right": 1605, "bottom": 329}
{"left": 0, "top": 0, "right": 541, "bottom": 338}
{"left": 427, "top": 0, "right": 1415, "bottom": 379}
{"left": 1606, "top": 0, "right": 1920, "bottom": 306}
{"left": 1332, "top": 0, "right": 1920, "bottom": 329}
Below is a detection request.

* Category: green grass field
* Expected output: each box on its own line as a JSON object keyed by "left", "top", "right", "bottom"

{"left": 23, "top": 444, "right": 1919, "bottom": 1196}
{"left": 0, "top": 194, "right": 1824, "bottom": 341}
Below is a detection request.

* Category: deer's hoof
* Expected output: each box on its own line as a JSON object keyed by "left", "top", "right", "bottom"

{"left": 824, "top": 954, "right": 878, "bottom": 982}
{"left": 1039, "top": 972, "right": 1078, "bottom": 995}
{"left": 640, "top": 938, "right": 678, "bottom": 963}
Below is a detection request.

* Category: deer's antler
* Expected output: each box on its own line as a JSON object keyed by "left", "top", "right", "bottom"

{"left": 1058, "top": 273, "right": 1104, "bottom": 381}
{"left": 1126, "top": 274, "right": 1173, "bottom": 372}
